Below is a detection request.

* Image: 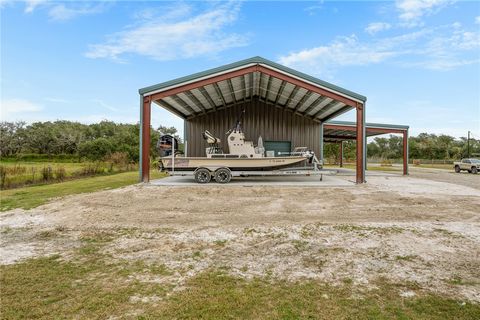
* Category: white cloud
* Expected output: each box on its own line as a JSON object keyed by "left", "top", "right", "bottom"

{"left": 6, "top": 0, "right": 109, "bottom": 21}
{"left": 0, "top": 98, "right": 43, "bottom": 121}
{"left": 24, "top": 0, "right": 47, "bottom": 13}
{"left": 304, "top": 1, "right": 324, "bottom": 16}
{"left": 48, "top": 3, "right": 106, "bottom": 21}
{"left": 365, "top": 22, "right": 392, "bottom": 35}
{"left": 85, "top": 2, "right": 248, "bottom": 62}
{"left": 475, "top": 16, "right": 480, "bottom": 24}
{"left": 279, "top": 24, "right": 480, "bottom": 74}
{"left": 395, "top": 0, "right": 454, "bottom": 26}
{"left": 278, "top": 35, "right": 400, "bottom": 75}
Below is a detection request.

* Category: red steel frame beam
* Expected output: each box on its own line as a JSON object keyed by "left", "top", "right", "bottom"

{"left": 324, "top": 123, "right": 409, "bottom": 177}
{"left": 141, "top": 97, "right": 151, "bottom": 183}
{"left": 356, "top": 103, "right": 365, "bottom": 183}
{"left": 257, "top": 66, "right": 358, "bottom": 107}
{"left": 147, "top": 64, "right": 360, "bottom": 108}
{"left": 339, "top": 141, "right": 343, "bottom": 168}
{"left": 324, "top": 124, "right": 405, "bottom": 135}
{"left": 148, "top": 65, "right": 259, "bottom": 102}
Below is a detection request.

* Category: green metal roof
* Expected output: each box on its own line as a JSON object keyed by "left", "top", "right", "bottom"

{"left": 326, "top": 120, "right": 409, "bottom": 130}
{"left": 138, "top": 56, "right": 367, "bottom": 102}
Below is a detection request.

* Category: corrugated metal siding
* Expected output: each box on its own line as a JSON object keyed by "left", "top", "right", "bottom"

{"left": 186, "top": 99, "right": 321, "bottom": 157}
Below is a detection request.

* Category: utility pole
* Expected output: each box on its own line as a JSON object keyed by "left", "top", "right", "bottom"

{"left": 467, "top": 131, "right": 470, "bottom": 158}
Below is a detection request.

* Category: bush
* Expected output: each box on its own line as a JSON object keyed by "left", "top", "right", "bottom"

{"left": 104, "top": 152, "right": 130, "bottom": 170}
{"left": 0, "top": 165, "right": 6, "bottom": 188}
{"left": 41, "top": 166, "right": 53, "bottom": 181}
{"left": 74, "top": 162, "right": 106, "bottom": 177}
{"left": 54, "top": 166, "right": 67, "bottom": 181}
{"left": 78, "top": 138, "right": 114, "bottom": 161}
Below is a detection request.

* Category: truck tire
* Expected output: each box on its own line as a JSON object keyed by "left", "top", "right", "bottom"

{"left": 455, "top": 165, "right": 461, "bottom": 173}
{"left": 472, "top": 167, "right": 478, "bottom": 174}
{"left": 194, "top": 168, "right": 211, "bottom": 184}
{"left": 214, "top": 168, "right": 232, "bottom": 184}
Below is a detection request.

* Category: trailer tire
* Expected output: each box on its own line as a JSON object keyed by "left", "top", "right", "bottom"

{"left": 194, "top": 168, "right": 211, "bottom": 184}
{"left": 214, "top": 168, "right": 232, "bottom": 184}
{"left": 455, "top": 165, "right": 460, "bottom": 173}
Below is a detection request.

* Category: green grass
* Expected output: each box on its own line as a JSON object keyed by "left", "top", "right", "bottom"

{"left": 0, "top": 160, "right": 139, "bottom": 189}
{"left": 0, "top": 170, "right": 165, "bottom": 211}
{"left": 1, "top": 231, "right": 478, "bottom": 319}
{"left": 1, "top": 253, "right": 478, "bottom": 319}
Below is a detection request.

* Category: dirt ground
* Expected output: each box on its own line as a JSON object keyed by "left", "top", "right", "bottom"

{"left": 1, "top": 169, "right": 479, "bottom": 302}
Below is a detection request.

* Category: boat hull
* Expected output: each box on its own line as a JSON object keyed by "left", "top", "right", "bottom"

{"left": 160, "top": 156, "right": 307, "bottom": 171}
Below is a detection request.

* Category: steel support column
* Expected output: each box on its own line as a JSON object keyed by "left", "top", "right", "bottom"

{"left": 141, "top": 96, "right": 151, "bottom": 183}
{"left": 363, "top": 103, "right": 367, "bottom": 173}
{"left": 139, "top": 95, "right": 143, "bottom": 182}
{"left": 339, "top": 141, "right": 343, "bottom": 167}
{"left": 356, "top": 103, "right": 365, "bottom": 183}
{"left": 403, "top": 129, "right": 409, "bottom": 175}
{"left": 184, "top": 120, "right": 188, "bottom": 157}
{"left": 319, "top": 122, "right": 324, "bottom": 164}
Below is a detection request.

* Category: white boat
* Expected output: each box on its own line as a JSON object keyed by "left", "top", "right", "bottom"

{"left": 158, "top": 114, "right": 320, "bottom": 182}
{"left": 161, "top": 155, "right": 308, "bottom": 171}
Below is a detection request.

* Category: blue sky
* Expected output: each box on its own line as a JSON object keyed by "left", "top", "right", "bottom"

{"left": 1, "top": 0, "right": 479, "bottom": 138}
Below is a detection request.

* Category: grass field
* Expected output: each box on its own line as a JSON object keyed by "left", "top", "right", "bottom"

{"left": 0, "top": 170, "right": 165, "bottom": 211}
{"left": 0, "top": 160, "right": 138, "bottom": 190}
{"left": 1, "top": 231, "right": 478, "bottom": 320}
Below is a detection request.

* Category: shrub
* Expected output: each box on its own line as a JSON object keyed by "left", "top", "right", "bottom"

{"left": 0, "top": 165, "right": 7, "bottom": 188}
{"left": 74, "top": 162, "right": 106, "bottom": 177}
{"left": 30, "top": 167, "right": 37, "bottom": 183}
{"left": 78, "top": 138, "right": 115, "bottom": 161}
{"left": 41, "top": 166, "right": 53, "bottom": 181}
{"left": 104, "top": 152, "right": 130, "bottom": 171}
{"left": 7, "top": 165, "right": 27, "bottom": 175}
{"left": 54, "top": 166, "right": 67, "bottom": 181}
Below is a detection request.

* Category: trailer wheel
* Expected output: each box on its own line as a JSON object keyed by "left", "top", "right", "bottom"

{"left": 214, "top": 168, "right": 232, "bottom": 184}
{"left": 455, "top": 165, "right": 460, "bottom": 173}
{"left": 194, "top": 168, "right": 211, "bottom": 184}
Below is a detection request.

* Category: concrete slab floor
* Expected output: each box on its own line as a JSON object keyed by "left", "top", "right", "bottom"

{"left": 149, "top": 173, "right": 354, "bottom": 187}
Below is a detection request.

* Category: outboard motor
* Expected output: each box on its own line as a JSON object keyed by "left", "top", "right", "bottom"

{"left": 157, "top": 134, "right": 179, "bottom": 157}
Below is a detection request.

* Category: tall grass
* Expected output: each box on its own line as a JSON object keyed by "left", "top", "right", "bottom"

{"left": 0, "top": 153, "right": 139, "bottom": 190}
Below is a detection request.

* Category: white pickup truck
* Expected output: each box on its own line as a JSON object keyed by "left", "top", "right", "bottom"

{"left": 454, "top": 158, "right": 480, "bottom": 174}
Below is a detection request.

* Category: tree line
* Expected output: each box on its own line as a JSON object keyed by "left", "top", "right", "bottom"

{"left": 0, "top": 120, "right": 477, "bottom": 162}
{"left": 0, "top": 121, "right": 181, "bottom": 162}
{"left": 324, "top": 133, "right": 479, "bottom": 162}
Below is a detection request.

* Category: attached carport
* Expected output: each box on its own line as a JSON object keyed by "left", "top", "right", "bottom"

{"left": 138, "top": 56, "right": 367, "bottom": 184}
{"left": 324, "top": 121, "right": 409, "bottom": 175}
